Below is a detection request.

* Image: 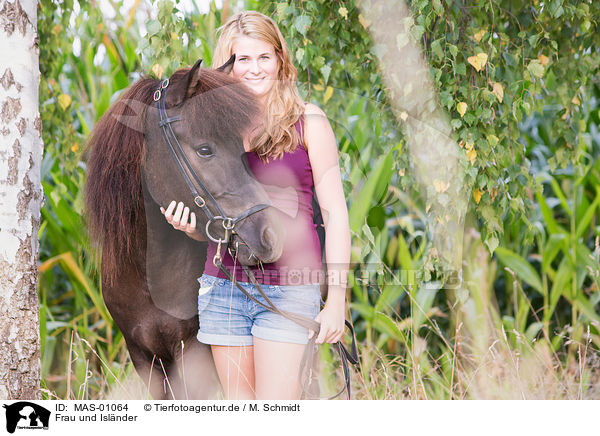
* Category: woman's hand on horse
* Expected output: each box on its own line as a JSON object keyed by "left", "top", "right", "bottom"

{"left": 160, "top": 200, "right": 204, "bottom": 241}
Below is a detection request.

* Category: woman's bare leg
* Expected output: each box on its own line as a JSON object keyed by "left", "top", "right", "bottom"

{"left": 211, "top": 345, "right": 256, "bottom": 399}
{"left": 253, "top": 337, "right": 306, "bottom": 400}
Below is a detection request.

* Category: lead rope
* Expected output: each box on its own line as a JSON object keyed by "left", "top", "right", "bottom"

{"left": 212, "top": 241, "right": 358, "bottom": 400}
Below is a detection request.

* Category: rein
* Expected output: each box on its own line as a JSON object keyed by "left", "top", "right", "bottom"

{"left": 155, "top": 78, "right": 358, "bottom": 400}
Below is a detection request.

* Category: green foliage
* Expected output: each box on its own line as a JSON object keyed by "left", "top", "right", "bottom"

{"left": 38, "top": 0, "right": 141, "bottom": 398}
{"left": 36, "top": 0, "right": 600, "bottom": 399}
{"left": 139, "top": 0, "right": 224, "bottom": 76}
{"left": 411, "top": 0, "right": 600, "bottom": 251}
{"left": 493, "top": 88, "right": 600, "bottom": 355}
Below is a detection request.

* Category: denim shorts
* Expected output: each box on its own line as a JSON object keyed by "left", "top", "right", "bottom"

{"left": 196, "top": 274, "right": 323, "bottom": 346}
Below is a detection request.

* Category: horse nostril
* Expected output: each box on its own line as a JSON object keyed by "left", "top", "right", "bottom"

{"left": 261, "top": 227, "right": 277, "bottom": 249}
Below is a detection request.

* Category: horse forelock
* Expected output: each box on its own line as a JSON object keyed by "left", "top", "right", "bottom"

{"left": 179, "top": 67, "right": 260, "bottom": 140}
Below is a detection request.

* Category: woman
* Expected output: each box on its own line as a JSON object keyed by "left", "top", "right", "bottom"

{"left": 161, "top": 10, "right": 350, "bottom": 400}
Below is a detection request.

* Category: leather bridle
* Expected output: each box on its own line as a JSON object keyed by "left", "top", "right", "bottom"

{"left": 154, "top": 78, "right": 269, "bottom": 250}
{"left": 154, "top": 78, "right": 359, "bottom": 400}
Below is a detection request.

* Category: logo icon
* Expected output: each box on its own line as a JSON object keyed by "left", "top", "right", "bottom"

{"left": 2, "top": 402, "right": 50, "bottom": 433}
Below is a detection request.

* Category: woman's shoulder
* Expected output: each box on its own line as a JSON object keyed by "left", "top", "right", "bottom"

{"left": 301, "top": 102, "right": 331, "bottom": 151}
{"left": 303, "top": 102, "right": 327, "bottom": 118}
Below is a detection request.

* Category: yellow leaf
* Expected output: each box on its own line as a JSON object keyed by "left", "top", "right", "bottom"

{"left": 473, "top": 188, "right": 483, "bottom": 204}
{"left": 466, "top": 148, "right": 476, "bottom": 165}
{"left": 152, "top": 63, "right": 164, "bottom": 79}
{"left": 338, "top": 6, "right": 348, "bottom": 19}
{"left": 313, "top": 83, "right": 324, "bottom": 91}
{"left": 457, "top": 101, "right": 468, "bottom": 117}
{"left": 490, "top": 187, "right": 498, "bottom": 200}
{"left": 474, "top": 29, "right": 485, "bottom": 42}
{"left": 400, "top": 111, "right": 408, "bottom": 121}
{"left": 492, "top": 82, "right": 504, "bottom": 103}
{"left": 71, "top": 142, "right": 79, "bottom": 153}
{"left": 467, "top": 52, "right": 488, "bottom": 72}
{"left": 487, "top": 134, "right": 499, "bottom": 147}
{"left": 433, "top": 179, "right": 450, "bottom": 193}
{"left": 323, "top": 86, "right": 334, "bottom": 103}
{"left": 171, "top": 32, "right": 178, "bottom": 40}
{"left": 571, "top": 95, "right": 581, "bottom": 106}
{"left": 358, "top": 13, "right": 371, "bottom": 28}
{"left": 561, "top": 107, "right": 569, "bottom": 120}
{"left": 57, "top": 94, "right": 72, "bottom": 111}
{"left": 537, "top": 54, "right": 549, "bottom": 66}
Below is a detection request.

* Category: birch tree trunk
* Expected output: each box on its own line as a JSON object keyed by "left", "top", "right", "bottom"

{"left": 0, "top": 0, "right": 42, "bottom": 400}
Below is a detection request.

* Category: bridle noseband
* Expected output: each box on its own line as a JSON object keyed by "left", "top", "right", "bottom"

{"left": 154, "top": 78, "right": 269, "bottom": 262}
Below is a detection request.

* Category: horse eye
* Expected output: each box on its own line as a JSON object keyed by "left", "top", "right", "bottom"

{"left": 196, "top": 144, "right": 214, "bottom": 158}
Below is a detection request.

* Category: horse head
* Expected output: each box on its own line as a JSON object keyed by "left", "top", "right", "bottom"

{"left": 142, "top": 58, "right": 285, "bottom": 266}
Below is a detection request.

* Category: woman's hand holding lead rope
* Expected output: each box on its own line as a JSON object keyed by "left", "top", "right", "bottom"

{"left": 310, "top": 288, "right": 346, "bottom": 344}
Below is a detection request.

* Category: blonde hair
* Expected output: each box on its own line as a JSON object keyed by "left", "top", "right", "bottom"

{"left": 212, "top": 11, "right": 305, "bottom": 160}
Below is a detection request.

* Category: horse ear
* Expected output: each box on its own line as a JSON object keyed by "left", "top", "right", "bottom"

{"left": 165, "top": 58, "right": 203, "bottom": 107}
{"left": 216, "top": 54, "right": 236, "bottom": 74}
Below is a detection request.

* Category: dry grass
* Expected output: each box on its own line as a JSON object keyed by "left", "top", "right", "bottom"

{"left": 42, "top": 327, "right": 600, "bottom": 400}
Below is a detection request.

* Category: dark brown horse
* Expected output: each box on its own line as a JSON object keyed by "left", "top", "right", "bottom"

{"left": 84, "top": 59, "right": 284, "bottom": 399}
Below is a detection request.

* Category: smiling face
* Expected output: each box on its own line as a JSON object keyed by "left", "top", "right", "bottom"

{"left": 231, "top": 36, "right": 280, "bottom": 102}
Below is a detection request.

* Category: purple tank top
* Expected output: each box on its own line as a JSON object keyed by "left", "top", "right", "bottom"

{"left": 203, "top": 117, "right": 322, "bottom": 285}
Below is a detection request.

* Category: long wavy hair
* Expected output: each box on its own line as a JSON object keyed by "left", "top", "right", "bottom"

{"left": 212, "top": 10, "right": 306, "bottom": 160}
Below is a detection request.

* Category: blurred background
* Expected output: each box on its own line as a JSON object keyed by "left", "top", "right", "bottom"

{"left": 38, "top": 0, "right": 600, "bottom": 399}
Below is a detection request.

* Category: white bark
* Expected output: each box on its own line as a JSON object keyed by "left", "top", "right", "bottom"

{"left": 0, "top": 0, "right": 42, "bottom": 400}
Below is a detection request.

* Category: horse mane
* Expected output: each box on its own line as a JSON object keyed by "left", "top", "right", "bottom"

{"left": 85, "top": 67, "right": 258, "bottom": 285}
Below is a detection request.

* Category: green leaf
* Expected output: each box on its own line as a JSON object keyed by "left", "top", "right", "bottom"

{"left": 527, "top": 60, "right": 545, "bottom": 78}
{"left": 320, "top": 64, "right": 331, "bottom": 84}
{"left": 396, "top": 232, "right": 414, "bottom": 271}
{"left": 525, "top": 322, "right": 544, "bottom": 342}
{"left": 396, "top": 32, "right": 409, "bottom": 50}
{"left": 550, "top": 178, "right": 571, "bottom": 216}
{"left": 413, "top": 285, "right": 440, "bottom": 329}
{"left": 295, "top": 48, "right": 305, "bottom": 65}
{"left": 411, "top": 25, "right": 425, "bottom": 41}
{"left": 495, "top": 247, "right": 544, "bottom": 294}
{"left": 146, "top": 19, "right": 161, "bottom": 37}
{"left": 542, "top": 233, "right": 566, "bottom": 273}
{"left": 348, "top": 150, "right": 394, "bottom": 232}
{"left": 362, "top": 223, "right": 375, "bottom": 247}
{"left": 536, "top": 191, "right": 565, "bottom": 235}
{"left": 548, "top": 0, "right": 565, "bottom": 18}
{"left": 574, "top": 294, "right": 600, "bottom": 323}
{"left": 276, "top": 2, "right": 290, "bottom": 20}
{"left": 374, "top": 284, "right": 406, "bottom": 312}
{"left": 575, "top": 189, "right": 600, "bottom": 238}
{"left": 350, "top": 302, "right": 408, "bottom": 342}
{"left": 293, "top": 15, "right": 312, "bottom": 37}
{"left": 547, "top": 258, "right": 571, "bottom": 320}
{"left": 485, "top": 235, "right": 499, "bottom": 254}
{"left": 431, "top": 39, "right": 444, "bottom": 61}
{"left": 486, "top": 134, "right": 499, "bottom": 148}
